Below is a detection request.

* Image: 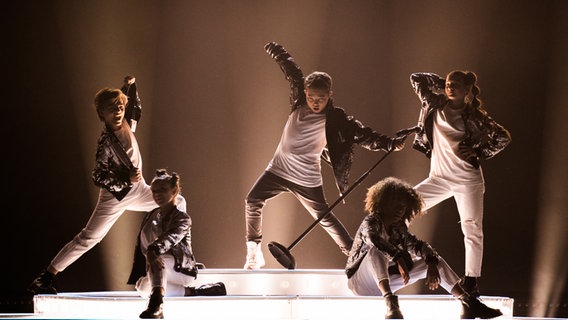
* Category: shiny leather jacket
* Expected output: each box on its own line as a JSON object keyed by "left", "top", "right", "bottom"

{"left": 346, "top": 213, "right": 439, "bottom": 278}
{"left": 91, "top": 125, "right": 135, "bottom": 200}
{"left": 410, "top": 73, "right": 511, "bottom": 169}
{"left": 121, "top": 81, "right": 142, "bottom": 128}
{"left": 127, "top": 207, "right": 197, "bottom": 285}
{"left": 266, "top": 43, "right": 393, "bottom": 194}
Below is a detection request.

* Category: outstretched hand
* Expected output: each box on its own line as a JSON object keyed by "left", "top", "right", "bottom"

{"left": 390, "top": 125, "right": 422, "bottom": 151}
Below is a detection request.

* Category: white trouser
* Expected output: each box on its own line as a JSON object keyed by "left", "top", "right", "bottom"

{"left": 50, "top": 181, "right": 186, "bottom": 272}
{"left": 414, "top": 176, "right": 485, "bottom": 277}
{"left": 135, "top": 255, "right": 195, "bottom": 298}
{"left": 348, "top": 246, "right": 461, "bottom": 296}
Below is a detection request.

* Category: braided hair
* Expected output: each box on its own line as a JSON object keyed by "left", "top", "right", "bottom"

{"left": 447, "top": 70, "right": 482, "bottom": 109}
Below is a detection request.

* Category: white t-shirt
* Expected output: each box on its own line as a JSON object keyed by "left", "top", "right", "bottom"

{"left": 430, "top": 106, "right": 483, "bottom": 184}
{"left": 113, "top": 121, "right": 142, "bottom": 170}
{"left": 267, "top": 106, "right": 327, "bottom": 187}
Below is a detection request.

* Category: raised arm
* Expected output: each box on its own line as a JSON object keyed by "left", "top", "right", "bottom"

{"left": 121, "top": 75, "right": 142, "bottom": 131}
{"left": 409, "top": 72, "right": 447, "bottom": 130}
{"left": 409, "top": 72, "right": 445, "bottom": 97}
{"left": 265, "top": 42, "right": 305, "bottom": 110}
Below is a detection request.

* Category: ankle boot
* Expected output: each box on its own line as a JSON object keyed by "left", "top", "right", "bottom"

{"left": 185, "top": 282, "right": 227, "bottom": 296}
{"left": 28, "top": 270, "right": 57, "bottom": 295}
{"left": 460, "top": 295, "right": 502, "bottom": 319}
{"left": 384, "top": 294, "right": 404, "bottom": 319}
{"left": 460, "top": 276, "right": 480, "bottom": 297}
{"left": 140, "top": 288, "right": 164, "bottom": 319}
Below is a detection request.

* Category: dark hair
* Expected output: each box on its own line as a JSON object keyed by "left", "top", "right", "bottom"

{"left": 304, "top": 71, "right": 332, "bottom": 91}
{"left": 152, "top": 169, "right": 181, "bottom": 192}
{"left": 94, "top": 88, "right": 128, "bottom": 120}
{"left": 364, "top": 177, "right": 423, "bottom": 223}
{"left": 447, "top": 70, "right": 482, "bottom": 109}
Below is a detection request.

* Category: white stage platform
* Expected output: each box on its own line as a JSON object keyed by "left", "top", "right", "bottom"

{"left": 31, "top": 269, "right": 515, "bottom": 320}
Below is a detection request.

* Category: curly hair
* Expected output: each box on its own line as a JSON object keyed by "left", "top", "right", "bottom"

{"left": 364, "top": 177, "right": 424, "bottom": 223}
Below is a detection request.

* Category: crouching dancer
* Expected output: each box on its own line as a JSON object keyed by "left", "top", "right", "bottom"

{"left": 345, "top": 177, "right": 502, "bottom": 319}
{"left": 128, "top": 169, "right": 225, "bottom": 319}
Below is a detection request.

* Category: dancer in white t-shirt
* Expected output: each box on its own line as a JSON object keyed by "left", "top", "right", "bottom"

{"left": 243, "top": 42, "right": 406, "bottom": 269}
{"left": 409, "top": 70, "right": 511, "bottom": 296}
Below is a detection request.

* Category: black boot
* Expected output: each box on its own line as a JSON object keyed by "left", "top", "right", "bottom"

{"left": 460, "top": 295, "right": 502, "bottom": 319}
{"left": 28, "top": 270, "right": 57, "bottom": 295}
{"left": 185, "top": 282, "right": 227, "bottom": 296}
{"left": 384, "top": 294, "right": 404, "bottom": 319}
{"left": 140, "top": 288, "right": 164, "bottom": 319}
{"left": 460, "top": 276, "right": 480, "bottom": 298}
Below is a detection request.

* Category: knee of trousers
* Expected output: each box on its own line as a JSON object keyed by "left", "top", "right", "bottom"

{"left": 74, "top": 231, "right": 103, "bottom": 248}
{"left": 245, "top": 197, "right": 265, "bottom": 211}
{"left": 460, "top": 219, "right": 483, "bottom": 234}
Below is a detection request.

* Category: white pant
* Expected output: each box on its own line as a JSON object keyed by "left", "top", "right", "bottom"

{"left": 348, "top": 246, "right": 461, "bottom": 296}
{"left": 135, "top": 255, "right": 195, "bottom": 298}
{"left": 414, "top": 176, "right": 485, "bottom": 277}
{"left": 50, "top": 181, "right": 186, "bottom": 272}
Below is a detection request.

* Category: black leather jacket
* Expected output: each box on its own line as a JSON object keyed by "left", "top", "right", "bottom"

{"left": 346, "top": 214, "right": 439, "bottom": 278}
{"left": 410, "top": 72, "right": 511, "bottom": 169}
{"left": 91, "top": 125, "right": 136, "bottom": 201}
{"left": 121, "top": 81, "right": 142, "bottom": 128}
{"left": 127, "top": 207, "right": 197, "bottom": 285}
{"left": 266, "top": 42, "right": 394, "bottom": 195}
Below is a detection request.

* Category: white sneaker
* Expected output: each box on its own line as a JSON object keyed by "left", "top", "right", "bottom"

{"left": 244, "top": 241, "right": 265, "bottom": 270}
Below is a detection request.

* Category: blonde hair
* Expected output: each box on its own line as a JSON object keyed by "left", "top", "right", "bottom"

{"left": 94, "top": 88, "right": 128, "bottom": 120}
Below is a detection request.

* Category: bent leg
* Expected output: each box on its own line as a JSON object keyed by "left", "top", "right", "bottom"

{"left": 436, "top": 257, "right": 462, "bottom": 293}
{"left": 245, "top": 171, "right": 287, "bottom": 242}
{"left": 388, "top": 258, "right": 428, "bottom": 292}
{"left": 294, "top": 185, "right": 353, "bottom": 253}
{"left": 50, "top": 189, "right": 128, "bottom": 272}
{"left": 414, "top": 176, "right": 453, "bottom": 211}
{"left": 163, "top": 256, "right": 194, "bottom": 297}
{"left": 348, "top": 247, "right": 390, "bottom": 296}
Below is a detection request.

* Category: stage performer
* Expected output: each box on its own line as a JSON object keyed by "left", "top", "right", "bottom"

{"left": 409, "top": 71, "right": 511, "bottom": 296}
{"left": 28, "top": 85, "right": 186, "bottom": 295}
{"left": 243, "top": 42, "right": 406, "bottom": 269}
{"left": 128, "top": 169, "right": 226, "bottom": 319}
{"left": 346, "top": 176, "right": 502, "bottom": 319}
